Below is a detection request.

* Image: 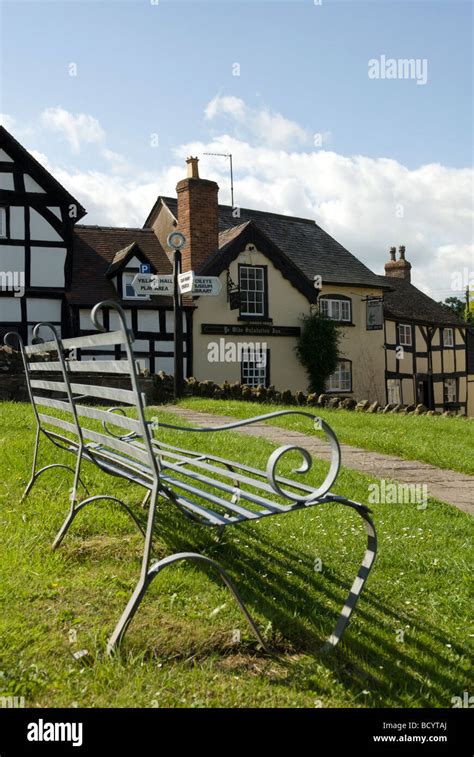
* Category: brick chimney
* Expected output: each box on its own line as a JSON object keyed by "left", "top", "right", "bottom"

{"left": 384, "top": 245, "right": 412, "bottom": 282}
{"left": 176, "top": 156, "right": 219, "bottom": 272}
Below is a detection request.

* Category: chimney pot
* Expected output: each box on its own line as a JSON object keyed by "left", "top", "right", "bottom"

{"left": 186, "top": 156, "right": 200, "bottom": 179}
{"left": 384, "top": 245, "right": 411, "bottom": 282}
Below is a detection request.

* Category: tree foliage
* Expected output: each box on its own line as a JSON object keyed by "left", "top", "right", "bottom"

{"left": 295, "top": 310, "right": 341, "bottom": 394}
{"left": 439, "top": 296, "right": 465, "bottom": 319}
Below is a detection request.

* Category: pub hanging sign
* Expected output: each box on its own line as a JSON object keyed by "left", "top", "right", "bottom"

{"left": 366, "top": 297, "right": 384, "bottom": 330}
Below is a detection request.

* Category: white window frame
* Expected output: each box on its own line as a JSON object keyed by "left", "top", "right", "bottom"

{"left": 122, "top": 271, "right": 149, "bottom": 301}
{"left": 241, "top": 349, "right": 268, "bottom": 387}
{"left": 239, "top": 265, "right": 266, "bottom": 317}
{"left": 0, "top": 207, "right": 6, "bottom": 238}
{"left": 398, "top": 323, "right": 412, "bottom": 346}
{"left": 387, "top": 378, "right": 401, "bottom": 405}
{"left": 443, "top": 328, "right": 454, "bottom": 347}
{"left": 326, "top": 360, "right": 352, "bottom": 393}
{"left": 443, "top": 377, "right": 457, "bottom": 404}
{"left": 320, "top": 297, "right": 352, "bottom": 322}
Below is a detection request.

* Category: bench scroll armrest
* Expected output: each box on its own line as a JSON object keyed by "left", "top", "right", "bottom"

{"left": 158, "top": 409, "right": 342, "bottom": 502}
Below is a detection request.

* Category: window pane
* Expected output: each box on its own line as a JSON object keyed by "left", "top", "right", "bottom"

{"left": 239, "top": 266, "right": 265, "bottom": 316}
{"left": 331, "top": 301, "right": 341, "bottom": 320}
{"left": 241, "top": 350, "right": 267, "bottom": 387}
{"left": 444, "top": 328, "right": 453, "bottom": 347}
{"left": 326, "top": 360, "right": 351, "bottom": 392}
{"left": 0, "top": 208, "right": 5, "bottom": 237}
{"left": 399, "top": 324, "right": 412, "bottom": 345}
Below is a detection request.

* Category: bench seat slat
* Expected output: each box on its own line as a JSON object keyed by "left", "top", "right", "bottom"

{"left": 160, "top": 458, "right": 292, "bottom": 513}
{"left": 37, "top": 413, "right": 151, "bottom": 465}
{"left": 31, "top": 379, "right": 138, "bottom": 405}
{"left": 33, "top": 396, "right": 142, "bottom": 435}
{"left": 160, "top": 473, "right": 271, "bottom": 520}
{"left": 161, "top": 489, "right": 230, "bottom": 526}
{"left": 25, "top": 330, "right": 128, "bottom": 355}
{"left": 152, "top": 438, "right": 317, "bottom": 495}
{"left": 28, "top": 360, "right": 132, "bottom": 374}
{"left": 157, "top": 451, "right": 296, "bottom": 510}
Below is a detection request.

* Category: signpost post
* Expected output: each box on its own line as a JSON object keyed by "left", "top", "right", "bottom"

{"left": 132, "top": 230, "right": 222, "bottom": 401}
{"left": 167, "top": 232, "right": 187, "bottom": 400}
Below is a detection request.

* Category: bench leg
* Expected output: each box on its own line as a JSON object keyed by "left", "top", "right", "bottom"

{"left": 52, "top": 494, "right": 146, "bottom": 550}
{"left": 21, "top": 429, "right": 88, "bottom": 503}
{"left": 321, "top": 501, "right": 377, "bottom": 651}
{"left": 107, "top": 551, "right": 270, "bottom": 655}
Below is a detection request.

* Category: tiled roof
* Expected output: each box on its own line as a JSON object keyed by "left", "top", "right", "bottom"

{"left": 160, "top": 197, "right": 389, "bottom": 290}
{"left": 380, "top": 276, "right": 466, "bottom": 327}
{"left": 69, "top": 226, "right": 174, "bottom": 307}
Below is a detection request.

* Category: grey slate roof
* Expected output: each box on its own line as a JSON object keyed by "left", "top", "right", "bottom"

{"left": 380, "top": 276, "right": 466, "bottom": 327}
{"left": 160, "top": 197, "right": 390, "bottom": 290}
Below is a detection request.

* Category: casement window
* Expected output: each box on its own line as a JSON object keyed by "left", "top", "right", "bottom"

{"left": 122, "top": 271, "right": 148, "bottom": 300}
{"left": 239, "top": 265, "right": 267, "bottom": 318}
{"left": 398, "top": 323, "right": 412, "bottom": 346}
{"left": 320, "top": 297, "right": 352, "bottom": 322}
{"left": 0, "top": 207, "right": 7, "bottom": 238}
{"left": 387, "top": 378, "right": 401, "bottom": 405}
{"left": 443, "top": 328, "right": 454, "bottom": 347}
{"left": 241, "top": 349, "right": 269, "bottom": 387}
{"left": 326, "top": 360, "right": 352, "bottom": 392}
{"left": 443, "top": 377, "right": 457, "bottom": 404}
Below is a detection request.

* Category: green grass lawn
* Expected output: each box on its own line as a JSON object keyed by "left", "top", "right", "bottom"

{"left": 177, "top": 398, "right": 474, "bottom": 476}
{"left": 0, "top": 401, "right": 472, "bottom": 708}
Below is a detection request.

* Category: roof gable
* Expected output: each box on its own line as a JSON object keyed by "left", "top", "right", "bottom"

{"left": 0, "top": 125, "right": 87, "bottom": 221}
{"left": 106, "top": 241, "right": 157, "bottom": 278}
{"left": 203, "top": 219, "right": 318, "bottom": 303}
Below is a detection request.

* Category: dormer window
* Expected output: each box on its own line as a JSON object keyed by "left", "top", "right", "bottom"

{"left": 122, "top": 271, "right": 148, "bottom": 300}
{"left": 319, "top": 295, "right": 352, "bottom": 322}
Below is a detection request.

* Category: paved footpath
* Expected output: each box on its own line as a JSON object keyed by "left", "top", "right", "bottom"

{"left": 167, "top": 406, "right": 473, "bottom": 516}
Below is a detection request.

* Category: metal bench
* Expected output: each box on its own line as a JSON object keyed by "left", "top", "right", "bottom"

{"left": 5, "top": 300, "right": 377, "bottom": 655}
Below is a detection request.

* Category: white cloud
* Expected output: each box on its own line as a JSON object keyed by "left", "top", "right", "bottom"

{"left": 204, "top": 95, "right": 310, "bottom": 148}
{"left": 4, "top": 101, "right": 472, "bottom": 299}
{"left": 40, "top": 107, "right": 105, "bottom": 153}
{"left": 0, "top": 113, "right": 17, "bottom": 132}
{"left": 101, "top": 148, "right": 133, "bottom": 175}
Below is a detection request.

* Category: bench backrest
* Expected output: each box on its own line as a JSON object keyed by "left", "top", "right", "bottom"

{"left": 4, "top": 300, "right": 160, "bottom": 479}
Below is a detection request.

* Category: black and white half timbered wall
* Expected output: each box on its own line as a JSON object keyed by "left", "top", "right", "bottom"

{"left": 384, "top": 319, "right": 467, "bottom": 413}
{"left": 0, "top": 126, "right": 86, "bottom": 344}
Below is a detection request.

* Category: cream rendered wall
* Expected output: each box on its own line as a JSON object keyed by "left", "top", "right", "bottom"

{"left": 324, "top": 284, "right": 386, "bottom": 402}
{"left": 192, "top": 248, "right": 310, "bottom": 391}
{"left": 192, "top": 246, "right": 386, "bottom": 398}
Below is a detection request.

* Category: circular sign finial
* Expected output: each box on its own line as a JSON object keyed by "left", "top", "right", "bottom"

{"left": 167, "top": 231, "right": 186, "bottom": 250}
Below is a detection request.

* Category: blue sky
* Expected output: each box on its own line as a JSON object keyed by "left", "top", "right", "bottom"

{"left": 2, "top": 0, "right": 472, "bottom": 168}
{"left": 0, "top": 0, "right": 472, "bottom": 297}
